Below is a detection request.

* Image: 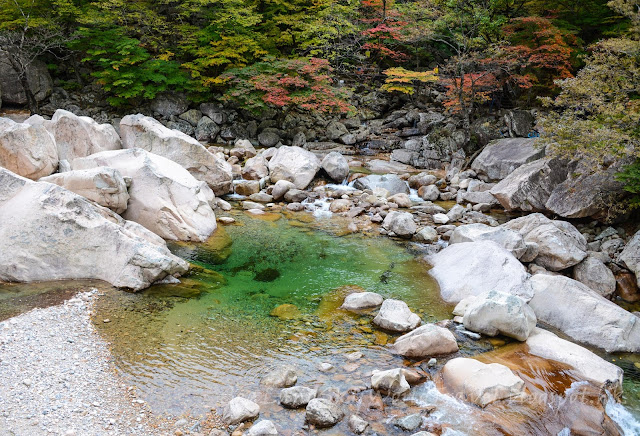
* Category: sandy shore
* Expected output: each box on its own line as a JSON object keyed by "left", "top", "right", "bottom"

{"left": 0, "top": 290, "right": 176, "bottom": 436}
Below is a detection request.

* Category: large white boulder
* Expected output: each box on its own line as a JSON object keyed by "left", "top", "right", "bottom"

{"left": 267, "top": 146, "right": 320, "bottom": 189}
{"left": 120, "top": 114, "right": 232, "bottom": 195}
{"left": 373, "top": 299, "right": 421, "bottom": 332}
{"left": 441, "top": 358, "right": 525, "bottom": 408}
{"left": 504, "top": 213, "right": 587, "bottom": 271}
{"left": 0, "top": 117, "right": 58, "bottom": 180}
{"left": 526, "top": 328, "right": 623, "bottom": 390}
{"left": 46, "top": 109, "right": 121, "bottom": 164}
{"left": 461, "top": 290, "right": 536, "bottom": 341}
{"left": 620, "top": 230, "right": 640, "bottom": 288}
{"left": 40, "top": 167, "right": 129, "bottom": 214}
{"left": 389, "top": 324, "right": 458, "bottom": 358}
{"left": 449, "top": 223, "right": 527, "bottom": 259}
{"left": 427, "top": 241, "right": 533, "bottom": 303}
{"left": 72, "top": 148, "right": 216, "bottom": 242}
{"left": 528, "top": 274, "right": 640, "bottom": 352}
{"left": 0, "top": 168, "right": 188, "bottom": 290}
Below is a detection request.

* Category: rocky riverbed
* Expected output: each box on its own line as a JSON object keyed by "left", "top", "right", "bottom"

{"left": 1, "top": 106, "right": 640, "bottom": 435}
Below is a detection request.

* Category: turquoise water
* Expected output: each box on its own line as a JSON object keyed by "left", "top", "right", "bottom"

{"left": 93, "top": 212, "right": 452, "bottom": 417}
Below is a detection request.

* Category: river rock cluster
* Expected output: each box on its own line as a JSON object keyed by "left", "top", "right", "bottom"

{"left": 1, "top": 105, "right": 640, "bottom": 434}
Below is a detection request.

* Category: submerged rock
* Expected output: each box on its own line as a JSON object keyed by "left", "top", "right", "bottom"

{"left": 269, "top": 304, "right": 301, "bottom": 320}
{"left": 223, "top": 397, "right": 260, "bottom": 425}
{"left": 0, "top": 117, "right": 58, "bottom": 180}
{"left": 528, "top": 274, "right": 640, "bottom": 352}
{"left": 373, "top": 299, "right": 421, "bottom": 332}
{"left": 72, "top": 148, "right": 216, "bottom": 242}
{"left": 389, "top": 324, "right": 459, "bottom": 358}
{"left": 461, "top": 290, "right": 536, "bottom": 341}
{"left": 441, "top": 358, "right": 525, "bottom": 407}
{"left": 120, "top": 114, "right": 232, "bottom": 195}
{"left": 526, "top": 328, "right": 623, "bottom": 390}
{"left": 0, "top": 168, "right": 188, "bottom": 291}
{"left": 428, "top": 241, "right": 533, "bottom": 303}
{"left": 261, "top": 365, "right": 297, "bottom": 388}
{"left": 305, "top": 398, "right": 344, "bottom": 428}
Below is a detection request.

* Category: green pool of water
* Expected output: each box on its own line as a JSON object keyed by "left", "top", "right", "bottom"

{"left": 92, "top": 212, "right": 453, "bottom": 416}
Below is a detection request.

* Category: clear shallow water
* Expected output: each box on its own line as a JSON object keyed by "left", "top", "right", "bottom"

{"left": 92, "top": 212, "right": 455, "bottom": 420}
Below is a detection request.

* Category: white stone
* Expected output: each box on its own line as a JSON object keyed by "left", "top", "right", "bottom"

{"left": 120, "top": 114, "right": 232, "bottom": 195}
{"left": 0, "top": 168, "right": 188, "bottom": 291}
{"left": 0, "top": 117, "right": 58, "bottom": 180}
{"left": 441, "top": 358, "right": 525, "bottom": 407}
{"left": 528, "top": 274, "right": 640, "bottom": 352}
{"left": 462, "top": 290, "right": 536, "bottom": 341}
{"left": 373, "top": 299, "right": 421, "bottom": 332}
{"left": 246, "top": 420, "right": 278, "bottom": 436}
{"left": 432, "top": 213, "right": 449, "bottom": 224}
{"left": 450, "top": 223, "right": 527, "bottom": 259}
{"left": 321, "top": 151, "right": 349, "bottom": 182}
{"left": 267, "top": 146, "right": 320, "bottom": 189}
{"left": 340, "top": 292, "right": 384, "bottom": 311}
{"left": 305, "top": 398, "right": 343, "bottom": 428}
{"left": 72, "top": 148, "right": 216, "bottom": 241}
{"left": 428, "top": 241, "right": 533, "bottom": 303}
{"left": 223, "top": 397, "right": 260, "bottom": 425}
{"left": 371, "top": 368, "right": 410, "bottom": 396}
{"left": 40, "top": 167, "right": 129, "bottom": 214}
{"left": 382, "top": 211, "right": 417, "bottom": 238}
{"left": 390, "top": 324, "right": 459, "bottom": 358}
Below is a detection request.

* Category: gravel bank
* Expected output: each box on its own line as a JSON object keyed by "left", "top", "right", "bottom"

{"left": 0, "top": 290, "right": 172, "bottom": 436}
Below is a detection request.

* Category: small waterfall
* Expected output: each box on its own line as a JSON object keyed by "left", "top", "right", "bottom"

{"left": 605, "top": 391, "right": 640, "bottom": 435}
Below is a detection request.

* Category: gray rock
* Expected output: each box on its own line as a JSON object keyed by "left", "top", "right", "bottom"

{"left": 261, "top": 365, "right": 297, "bottom": 388}
{"left": 235, "top": 180, "right": 260, "bottom": 196}
{"left": 340, "top": 292, "right": 384, "bottom": 311}
{"left": 199, "top": 103, "right": 227, "bottom": 124}
{"left": 195, "top": 116, "right": 220, "bottom": 142}
{"left": 504, "top": 214, "right": 587, "bottom": 271}
{"left": 279, "top": 386, "right": 316, "bottom": 408}
{"left": 179, "top": 109, "right": 202, "bottom": 126}
{"left": 0, "top": 56, "right": 52, "bottom": 105}
{"left": 382, "top": 211, "right": 417, "bottom": 238}
{"left": 348, "top": 415, "right": 369, "bottom": 434}
{"left": 446, "top": 204, "right": 465, "bottom": 222}
{"left": 490, "top": 158, "right": 568, "bottom": 212}
{"left": 305, "top": 398, "right": 343, "bottom": 428}
{"left": 504, "top": 110, "right": 535, "bottom": 138}
{"left": 150, "top": 93, "right": 188, "bottom": 117}
{"left": 573, "top": 255, "right": 616, "bottom": 298}
{"left": 326, "top": 121, "right": 348, "bottom": 141}
{"left": 271, "top": 180, "right": 295, "bottom": 201}
{"left": 373, "top": 299, "right": 421, "bottom": 332}
{"left": 428, "top": 241, "right": 533, "bottom": 303}
{"left": 396, "top": 414, "right": 422, "bottom": 431}
{"left": 242, "top": 156, "right": 269, "bottom": 181}
{"left": 528, "top": 274, "right": 640, "bottom": 352}
{"left": 408, "top": 173, "right": 437, "bottom": 188}
{"left": 414, "top": 226, "right": 438, "bottom": 243}
{"left": 471, "top": 139, "right": 545, "bottom": 180}
{"left": 418, "top": 184, "right": 440, "bottom": 201}
{"left": 321, "top": 152, "right": 349, "bottom": 182}
{"left": 354, "top": 174, "right": 410, "bottom": 196}
{"left": 390, "top": 324, "right": 459, "bottom": 358}
{"left": 526, "top": 328, "right": 623, "bottom": 390}
{"left": 462, "top": 290, "right": 536, "bottom": 341}
{"left": 223, "top": 397, "right": 260, "bottom": 425}
{"left": 620, "top": 230, "right": 640, "bottom": 288}
{"left": 450, "top": 224, "right": 527, "bottom": 259}
{"left": 284, "top": 189, "right": 308, "bottom": 203}
{"left": 258, "top": 128, "right": 281, "bottom": 147}
{"left": 0, "top": 168, "right": 188, "bottom": 291}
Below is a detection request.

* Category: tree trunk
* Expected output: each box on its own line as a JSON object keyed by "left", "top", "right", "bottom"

{"left": 18, "top": 73, "right": 38, "bottom": 114}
